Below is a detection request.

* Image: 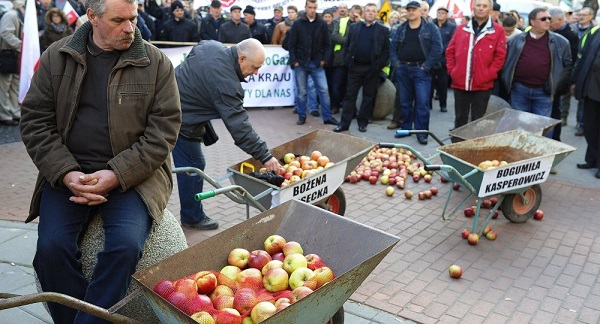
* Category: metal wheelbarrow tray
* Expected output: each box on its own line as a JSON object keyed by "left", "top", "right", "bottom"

{"left": 449, "top": 108, "right": 561, "bottom": 142}
{"left": 132, "top": 200, "right": 400, "bottom": 324}
{"left": 228, "top": 130, "right": 375, "bottom": 211}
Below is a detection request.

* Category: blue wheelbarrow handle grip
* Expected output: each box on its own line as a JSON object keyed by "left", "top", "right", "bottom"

{"left": 195, "top": 191, "right": 216, "bottom": 201}
{"left": 395, "top": 130, "right": 410, "bottom": 137}
{"left": 424, "top": 165, "right": 441, "bottom": 171}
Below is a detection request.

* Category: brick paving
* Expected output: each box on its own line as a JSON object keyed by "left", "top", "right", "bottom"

{"left": 2, "top": 98, "right": 600, "bottom": 323}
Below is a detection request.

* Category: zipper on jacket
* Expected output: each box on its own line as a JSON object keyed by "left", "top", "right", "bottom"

{"left": 117, "top": 91, "right": 149, "bottom": 105}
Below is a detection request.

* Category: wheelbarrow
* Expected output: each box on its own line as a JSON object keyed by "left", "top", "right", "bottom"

{"left": 182, "top": 130, "right": 375, "bottom": 217}
{"left": 381, "top": 130, "right": 576, "bottom": 236}
{"left": 132, "top": 200, "right": 400, "bottom": 323}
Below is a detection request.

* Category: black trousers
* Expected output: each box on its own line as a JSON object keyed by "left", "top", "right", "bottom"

{"left": 327, "top": 66, "right": 348, "bottom": 109}
{"left": 430, "top": 66, "right": 449, "bottom": 109}
{"left": 551, "top": 93, "right": 563, "bottom": 141}
{"left": 453, "top": 89, "right": 492, "bottom": 129}
{"left": 340, "top": 64, "right": 379, "bottom": 128}
{"left": 583, "top": 98, "right": 600, "bottom": 167}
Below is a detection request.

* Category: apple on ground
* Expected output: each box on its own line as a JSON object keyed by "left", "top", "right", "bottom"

{"left": 314, "top": 266, "right": 335, "bottom": 288}
{"left": 290, "top": 286, "right": 313, "bottom": 303}
{"left": 396, "top": 180, "right": 405, "bottom": 189}
{"left": 486, "top": 231, "right": 497, "bottom": 240}
{"left": 263, "top": 268, "right": 290, "bottom": 292}
{"left": 482, "top": 225, "right": 492, "bottom": 236}
{"left": 430, "top": 187, "right": 438, "bottom": 195}
{"left": 467, "top": 233, "right": 479, "bottom": 245}
{"left": 282, "top": 241, "right": 304, "bottom": 256}
{"left": 424, "top": 174, "right": 432, "bottom": 183}
{"left": 492, "top": 210, "right": 499, "bottom": 219}
{"left": 424, "top": 190, "right": 432, "bottom": 199}
{"left": 449, "top": 265, "right": 462, "bottom": 279}
{"left": 440, "top": 176, "right": 448, "bottom": 183}
{"left": 453, "top": 183, "right": 460, "bottom": 190}
{"left": 482, "top": 199, "right": 492, "bottom": 209}
{"left": 283, "top": 253, "right": 308, "bottom": 274}
{"left": 405, "top": 190, "right": 413, "bottom": 199}
{"left": 251, "top": 301, "right": 277, "bottom": 323}
{"left": 369, "top": 175, "right": 378, "bottom": 184}
{"left": 418, "top": 192, "right": 426, "bottom": 200}
{"left": 461, "top": 228, "right": 471, "bottom": 239}
{"left": 490, "top": 196, "right": 499, "bottom": 206}
{"left": 289, "top": 267, "right": 318, "bottom": 290}
{"left": 386, "top": 186, "right": 395, "bottom": 196}
{"left": 533, "top": 209, "right": 544, "bottom": 220}
{"left": 248, "top": 250, "right": 272, "bottom": 270}
{"left": 264, "top": 235, "right": 287, "bottom": 255}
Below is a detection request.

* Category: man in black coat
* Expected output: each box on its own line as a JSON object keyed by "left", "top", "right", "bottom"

{"left": 219, "top": 5, "right": 252, "bottom": 43}
{"left": 243, "top": 5, "right": 269, "bottom": 44}
{"left": 158, "top": 1, "right": 199, "bottom": 45}
{"left": 334, "top": 3, "right": 389, "bottom": 133}
{"left": 201, "top": 1, "right": 225, "bottom": 41}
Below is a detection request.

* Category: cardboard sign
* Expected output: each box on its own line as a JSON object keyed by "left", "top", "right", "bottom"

{"left": 478, "top": 156, "right": 554, "bottom": 197}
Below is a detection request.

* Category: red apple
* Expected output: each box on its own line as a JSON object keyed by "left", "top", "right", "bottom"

{"left": 449, "top": 264, "right": 463, "bottom": 279}
{"left": 213, "top": 294, "right": 235, "bottom": 310}
{"left": 490, "top": 196, "right": 499, "bottom": 207}
{"left": 424, "top": 190, "right": 432, "bottom": 199}
{"left": 440, "top": 176, "right": 448, "bottom": 183}
{"left": 290, "top": 286, "right": 313, "bottom": 303}
{"left": 272, "top": 252, "right": 285, "bottom": 262}
{"left": 305, "top": 254, "right": 326, "bottom": 270}
{"left": 282, "top": 241, "right": 304, "bottom": 256}
{"left": 251, "top": 301, "right": 277, "bottom": 323}
{"left": 194, "top": 271, "right": 218, "bottom": 295}
{"left": 368, "top": 175, "right": 378, "bottom": 184}
{"left": 461, "top": 228, "right": 471, "bottom": 239}
{"left": 464, "top": 207, "right": 474, "bottom": 218}
{"left": 235, "top": 268, "right": 263, "bottom": 290}
{"left": 482, "top": 199, "right": 492, "bottom": 209}
{"left": 453, "top": 183, "right": 460, "bottom": 190}
{"left": 418, "top": 191, "right": 426, "bottom": 200}
{"left": 430, "top": 187, "right": 438, "bottom": 195}
{"left": 248, "top": 250, "right": 272, "bottom": 270}
{"left": 396, "top": 180, "right": 405, "bottom": 189}
{"left": 533, "top": 209, "right": 544, "bottom": 220}
{"left": 174, "top": 278, "right": 198, "bottom": 299}
{"left": 210, "top": 284, "right": 234, "bottom": 304}
{"left": 482, "top": 225, "right": 492, "bottom": 236}
{"left": 486, "top": 231, "right": 497, "bottom": 240}
{"left": 264, "top": 235, "right": 287, "bottom": 255}
{"left": 310, "top": 150, "right": 322, "bottom": 161}
{"left": 233, "top": 287, "right": 259, "bottom": 315}
{"left": 467, "top": 233, "right": 479, "bottom": 245}
{"left": 153, "top": 280, "right": 176, "bottom": 298}
{"left": 405, "top": 190, "right": 413, "bottom": 199}
{"left": 492, "top": 210, "right": 499, "bottom": 219}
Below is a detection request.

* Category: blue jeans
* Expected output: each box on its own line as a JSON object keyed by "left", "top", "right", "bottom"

{"left": 34, "top": 183, "right": 151, "bottom": 324}
{"left": 511, "top": 82, "right": 553, "bottom": 137}
{"left": 293, "top": 72, "right": 318, "bottom": 113}
{"left": 172, "top": 135, "right": 208, "bottom": 224}
{"left": 395, "top": 64, "right": 432, "bottom": 139}
{"left": 294, "top": 61, "right": 332, "bottom": 120}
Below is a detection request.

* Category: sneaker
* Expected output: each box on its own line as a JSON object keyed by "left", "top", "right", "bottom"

{"left": 182, "top": 217, "right": 219, "bottom": 230}
{"left": 310, "top": 111, "right": 320, "bottom": 117}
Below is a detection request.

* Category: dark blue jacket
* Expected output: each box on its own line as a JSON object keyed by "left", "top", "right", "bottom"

{"left": 433, "top": 18, "right": 456, "bottom": 65}
{"left": 572, "top": 26, "right": 600, "bottom": 101}
{"left": 287, "top": 13, "right": 332, "bottom": 67}
{"left": 343, "top": 21, "right": 390, "bottom": 71}
{"left": 389, "top": 17, "right": 443, "bottom": 73}
{"left": 158, "top": 17, "right": 200, "bottom": 44}
{"left": 200, "top": 15, "right": 226, "bottom": 41}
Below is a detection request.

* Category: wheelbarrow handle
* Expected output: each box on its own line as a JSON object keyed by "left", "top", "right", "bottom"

{"left": 424, "top": 165, "right": 442, "bottom": 171}
{"left": 195, "top": 191, "right": 216, "bottom": 201}
{"left": 195, "top": 185, "right": 268, "bottom": 212}
{"left": 393, "top": 130, "right": 446, "bottom": 145}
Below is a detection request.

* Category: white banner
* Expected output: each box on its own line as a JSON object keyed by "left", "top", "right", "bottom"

{"left": 478, "top": 156, "right": 554, "bottom": 197}
{"left": 161, "top": 45, "right": 295, "bottom": 107}
{"left": 194, "top": 0, "right": 350, "bottom": 20}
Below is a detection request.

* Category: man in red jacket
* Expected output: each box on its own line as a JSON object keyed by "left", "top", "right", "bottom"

{"left": 446, "top": 0, "right": 506, "bottom": 129}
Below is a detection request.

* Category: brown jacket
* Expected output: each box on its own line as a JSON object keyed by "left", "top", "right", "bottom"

{"left": 20, "top": 22, "right": 181, "bottom": 223}
{"left": 271, "top": 19, "right": 292, "bottom": 45}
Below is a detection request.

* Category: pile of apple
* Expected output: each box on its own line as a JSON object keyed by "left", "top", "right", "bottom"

{"left": 478, "top": 159, "right": 509, "bottom": 170}
{"left": 464, "top": 197, "right": 500, "bottom": 219}
{"left": 152, "top": 235, "right": 335, "bottom": 323}
{"left": 266, "top": 151, "right": 335, "bottom": 188}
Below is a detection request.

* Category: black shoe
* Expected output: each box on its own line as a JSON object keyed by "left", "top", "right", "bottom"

{"left": 434, "top": 93, "right": 439, "bottom": 100}
{"left": 331, "top": 107, "right": 340, "bottom": 114}
{"left": 297, "top": 117, "right": 306, "bottom": 125}
{"left": 577, "top": 163, "right": 595, "bottom": 169}
{"left": 418, "top": 137, "right": 428, "bottom": 145}
{"left": 596, "top": 170, "right": 600, "bottom": 179}
{"left": 311, "top": 111, "right": 320, "bottom": 117}
{"left": 333, "top": 126, "right": 348, "bottom": 132}
{"left": 358, "top": 126, "right": 367, "bottom": 132}
{"left": 441, "top": 107, "right": 447, "bottom": 112}
{"left": 182, "top": 217, "right": 219, "bottom": 230}
{"left": 267, "top": 107, "right": 274, "bottom": 110}
{"left": 0, "top": 119, "right": 18, "bottom": 126}
{"left": 575, "top": 129, "right": 584, "bottom": 136}
{"left": 324, "top": 118, "right": 338, "bottom": 125}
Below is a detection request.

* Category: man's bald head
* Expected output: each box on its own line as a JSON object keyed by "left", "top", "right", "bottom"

{"left": 236, "top": 38, "right": 266, "bottom": 77}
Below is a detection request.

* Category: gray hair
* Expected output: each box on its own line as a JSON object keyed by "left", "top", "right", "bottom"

{"left": 237, "top": 38, "right": 265, "bottom": 57}
{"left": 86, "top": 0, "right": 136, "bottom": 17}
{"left": 12, "top": 0, "right": 25, "bottom": 7}
{"left": 548, "top": 7, "right": 565, "bottom": 20}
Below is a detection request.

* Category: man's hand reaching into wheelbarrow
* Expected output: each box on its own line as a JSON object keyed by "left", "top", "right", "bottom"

{"left": 63, "top": 170, "right": 120, "bottom": 206}
{"left": 263, "top": 157, "right": 281, "bottom": 172}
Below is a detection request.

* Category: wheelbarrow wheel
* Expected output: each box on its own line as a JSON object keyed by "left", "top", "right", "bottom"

{"left": 325, "top": 188, "right": 346, "bottom": 216}
{"left": 501, "top": 184, "right": 542, "bottom": 223}
{"left": 326, "top": 306, "right": 344, "bottom": 324}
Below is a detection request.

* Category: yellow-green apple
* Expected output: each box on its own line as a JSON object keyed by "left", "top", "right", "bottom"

{"left": 310, "top": 150, "right": 322, "bottom": 161}
{"left": 271, "top": 252, "right": 285, "bottom": 262}
{"left": 233, "top": 287, "right": 259, "bottom": 315}
{"left": 288, "top": 160, "right": 301, "bottom": 168}
{"left": 449, "top": 264, "right": 462, "bottom": 278}
{"left": 209, "top": 284, "right": 234, "bottom": 304}
{"left": 289, "top": 175, "right": 301, "bottom": 183}
{"left": 193, "top": 271, "right": 218, "bottom": 295}
{"left": 228, "top": 248, "right": 250, "bottom": 269}
{"left": 221, "top": 308, "right": 241, "bottom": 317}
{"left": 301, "top": 169, "right": 315, "bottom": 179}
{"left": 314, "top": 266, "right": 335, "bottom": 288}
{"left": 263, "top": 268, "right": 289, "bottom": 292}
{"left": 283, "top": 253, "right": 307, "bottom": 274}
{"left": 251, "top": 301, "right": 277, "bottom": 323}
{"left": 305, "top": 254, "right": 325, "bottom": 271}
{"left": 283, "top": 153, "right": 296, "bottom": 164}
{"left": 213, "top": 295, "right": 235, "bottom": 310}
{"left": 290, "top": 286, "right": 313, "bottom": 303}
{"left": 190, "top": 311, "right": 215, "bottom": 324}
{"left": 235, "top": 268, "right": 263, "bottom": 290}
{"left": 261, "top": 260, "right": 284, "bottom": 276}
{"left": 282, "top": 241, "right": 303, "bottom": 256}
{"left": 219, "top": 265, "right": 241, "bottom": 289}
{"left": 289, "top": 267, "right": 317, "bottom": 290}
{"left": 248, "top": 250, "right": 272, "bottom": 270}
{"left": 264, "top": 235, "right": 286, "bottom": 255}
{"left": 486, "top": 230, "right": 497, "bottom": 240}
{"left": 174, "top": 278, "right": 198, "bottom": 299}
{"left": 482, "top": 225, "right": 492, "bottom": 236}
{"left": 153, "top": 279, "right": 176, "bottom": 298}
{"left": 386, "top": 186, "right": 394, "bottom": 196}
{"left": 242, "top": 316, "right": 254, "bottom": 324}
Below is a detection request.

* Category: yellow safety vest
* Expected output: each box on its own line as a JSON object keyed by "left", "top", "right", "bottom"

{"left": 334, "top": 17, "right": 350, "bottom": 52}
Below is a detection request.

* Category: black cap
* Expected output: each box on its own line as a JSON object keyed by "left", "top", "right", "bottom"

{"left": 243, "top": 5, "right": 256, "bottom": 16}
{"left": 210, "top": 0, "right": 221, "bottom": 8}
{"left": 437, "top": 7, "right": 448, "bottom": 12}
{"left": 493, "top": 2, "right": 501, "bottom": 11}
{"left": 230, "top": 5, "right": 242, "bottom": 12}
{"left": 171, "top": 0, "right": 184, "bottom": 12}
{"left": 406, "top": 1, "right": 420, "bottom": 9}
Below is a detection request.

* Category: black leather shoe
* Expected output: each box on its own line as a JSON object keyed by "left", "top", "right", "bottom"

{"left": 324, "top": 118, "right": 338, "bottom": 125}
{"left": 596, "top": 170, "right": 600, "bottom": 179}
{"left": 331, "top": 107, "right": 340, "bottom": 114}
{"left": 441, "top": 107, "right": 447, "bottom": 112}
{"left": 577, "top": 163, "right": 595, "bottom": 169}
{"left": 358, "top": 126, "right": 367, "bottom": 132}
{"left": 182, "top": 217, "right": 219, "bottom": 230}
{"left": 418, "top": 137, "right": 428, "bottom": 145}
{"left": 297, "top": 117, "right": 306, "bottom": 125}
{"left": 333, "top": 126, "right": 348, "bottom": 132}
{"left": 311, "top": 111, "right": 320, "bottom": 117}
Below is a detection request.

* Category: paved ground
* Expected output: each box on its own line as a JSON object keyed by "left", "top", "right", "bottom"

{"left": 1, "top": 92, "right": 599, "bottom": 323}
